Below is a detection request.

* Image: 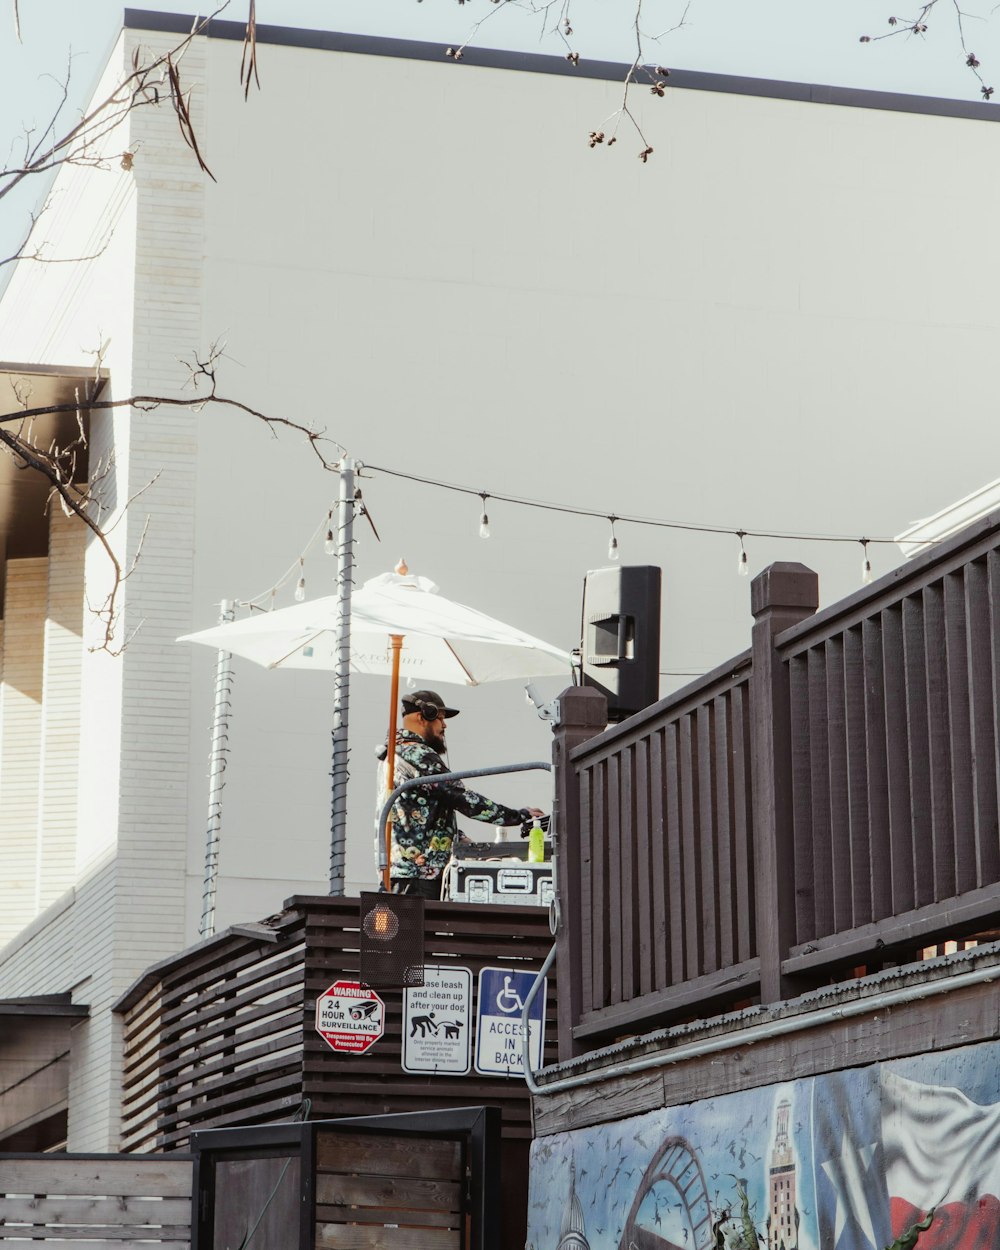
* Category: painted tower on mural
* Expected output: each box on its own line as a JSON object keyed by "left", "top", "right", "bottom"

{"left": 557, "top": 1160, "right": 591, "bottom": 1250}
{"left": 768, "top": 1099, "right": 799, "bottom": 1249}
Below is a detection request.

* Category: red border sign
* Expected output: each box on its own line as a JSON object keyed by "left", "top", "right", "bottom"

{"left": 315, "top": 980, "right": 385, "bottom": 1054}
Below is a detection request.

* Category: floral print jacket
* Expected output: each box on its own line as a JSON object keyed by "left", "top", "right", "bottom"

{"left": 390, "top": 730, "right": 525, "bottom": 880}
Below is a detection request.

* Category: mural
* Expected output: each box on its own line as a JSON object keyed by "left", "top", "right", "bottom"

{"left": 527, "top": 1040, "right": 1000, "bottom": 1250}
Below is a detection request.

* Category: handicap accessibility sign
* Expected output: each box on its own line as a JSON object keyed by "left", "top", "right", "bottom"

{"left": 474, "top": 965, "right": 545, "bottom": 1077}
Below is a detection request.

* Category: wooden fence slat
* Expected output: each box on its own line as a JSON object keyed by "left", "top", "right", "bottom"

{"left": 315, "top": 1174, "right": 461, "bottom": 1209}
{"left": 316, "top": 1134, "right": 461, "bottom": 1179}
{"left": 607, "top": 753, "right": 623, "bottom": 1006}
{"left": 945, "top": 568, "right": 976, "bottom": 895}
{"left": 317, "top": 1208, "right": 460, "bottom": 1228}
{"left": 0, "top": 1160, "right": 192, "bottom": 1198}
{"left": 789, "top": 654, "right": 814, "bottom": 943}
{"left": 843, "top": 626, "right": 872, "bottom": 929}
{"left": 0, "top": 1224, "right": 190, "bottom": 1241}
{"left": 882, "top": 604, "right": 915, "bottom": 915}
{"left": 316, "top": 1223, "right": 459, "bottom": 1249}
{"left": 924, "top": 579, "right": 956, "bottom": 901}
{"left": 679, "top": 716, "right": 702, "bottom": 980}
{"left": 714, "top": 693, "right": 734, "bottom": 969}
{"left": 903, "top": 592, "right": 933, "bottom": 907}
{"left": 697, "top": 703, "right": 718, "bottom": 976}
{"left": 619, "top": 744, "right": 638, "bottom": 1001}
{"left": 966, "top": 556, "right": 995, "bottom": 887}
{"left": 862, "top": 614, "right": 892, "bottom": 922}
{"left": 731, "top": 681, "right": 755, "bottom": 964}
{"left": 807, "top": 646, "right": 833, "bottom": 937}
{"left": 825, "top": 635, "right": 851, "bottom": 933}
{"left": 649, "top": 728, "right": 669, "bottom": 991}
{"left": 665, "top": 723, "right": 685, "bottom": 986}
{"left": 634, "top": 736, "right": 654, "bottom": 998}
{"left": 579, "top": 766, "right": 595, "bottom": 1016}
{"left": 0, "top": 1198, "right": 191, "bottom": 1223}
{"left": 591, "top": 760, "right": 608, "bottom": 1012}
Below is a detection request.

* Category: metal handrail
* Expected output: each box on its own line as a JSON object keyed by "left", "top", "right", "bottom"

{"left": 375, "top": 760, "right": 552, "bottom": 873}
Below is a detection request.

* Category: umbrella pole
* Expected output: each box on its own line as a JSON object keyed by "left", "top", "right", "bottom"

{"left": 329, "top": 456, "right": 356, "bottom": 894}
{"left": 382, "top": 633, "right": 404, "bottom": 891}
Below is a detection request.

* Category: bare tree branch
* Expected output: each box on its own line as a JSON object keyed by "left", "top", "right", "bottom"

{"left": 0, "top": 346, "right": 345, "bottom": 652}
{"left": 861, "top": 0, "right": 994, "bottom": 98}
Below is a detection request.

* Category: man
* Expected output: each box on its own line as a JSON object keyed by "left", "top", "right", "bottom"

{"left": 385, "top": 690, "right": 545, "bottom": 900}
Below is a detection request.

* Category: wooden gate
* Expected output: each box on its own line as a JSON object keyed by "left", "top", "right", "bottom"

{"left": 191, "top": 1106, "right": 499, "bottom": 1250}
{"left": 0, "top": 1153, "right": 192, "bottom": 1245}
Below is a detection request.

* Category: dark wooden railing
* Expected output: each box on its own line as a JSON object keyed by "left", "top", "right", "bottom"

{"left": 554, "top": 510, "right": 1000, "bottom": 1057}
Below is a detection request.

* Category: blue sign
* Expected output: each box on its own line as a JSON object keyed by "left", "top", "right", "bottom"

{"left": 474, "top": 965, "right": 546, "bottom": 1077}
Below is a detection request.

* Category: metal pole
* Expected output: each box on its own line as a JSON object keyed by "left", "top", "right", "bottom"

{"left": 200, "top": 598, "right": 236, "bottom": 939}
{"left": 382, "top": 634, "right": 404, "bottom": 891}
{"left": 329, "top": 457, "right": 356, "bottom": 893}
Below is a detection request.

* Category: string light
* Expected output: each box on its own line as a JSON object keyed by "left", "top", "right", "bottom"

{"left": 861, "top": 539, "right": 873, "bottom": 585}
{"left": 737, "top": 530, "right": 749, "bottom": 577}
{"left": 366, "top": 461, "right": 902, "bottom": 550}
{"left": 478, "top": 492, "right": 491, "bottom": 540}
{"left": 237, "top": 455, "right": 916, "bottom": 619}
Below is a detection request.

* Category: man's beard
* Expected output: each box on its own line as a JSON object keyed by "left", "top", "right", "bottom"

{"left": 426, "top": 731, "right": 447, "bottom": 754}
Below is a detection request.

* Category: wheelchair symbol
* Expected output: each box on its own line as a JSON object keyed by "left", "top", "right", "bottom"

{"left": 495, "top": 975, "right": 524, "bottom": 1014}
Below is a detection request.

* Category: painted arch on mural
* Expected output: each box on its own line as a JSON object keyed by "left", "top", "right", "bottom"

{"left": 528, "top": 1038, "right": 1000, "bottom": 1250}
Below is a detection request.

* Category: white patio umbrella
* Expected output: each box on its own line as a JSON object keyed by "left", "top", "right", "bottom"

{"left": 179, "top": 565, "right": 573, "bottom": 888}
{"left": 182, "top": 569, "right": 572, "bottom": 683}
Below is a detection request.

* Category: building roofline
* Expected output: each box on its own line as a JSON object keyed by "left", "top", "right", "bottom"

{"left": 0, "top": 994, "right": 88, "bottom": 1018}
{"left": 123, "top": 7, "right": 1000, "bottom": 123}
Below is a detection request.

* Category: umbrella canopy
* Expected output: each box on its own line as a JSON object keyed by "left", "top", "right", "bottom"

{"left": 179, "top": 571, "right": 573, "bottom": 683}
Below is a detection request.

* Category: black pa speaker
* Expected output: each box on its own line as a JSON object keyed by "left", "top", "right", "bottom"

{"left": 580, "top": 565, "right": 662, "bottom": 723}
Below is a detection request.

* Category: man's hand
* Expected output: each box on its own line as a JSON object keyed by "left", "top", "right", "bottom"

{"left": 525, "top": 807, "right": 545, "bottom": 819}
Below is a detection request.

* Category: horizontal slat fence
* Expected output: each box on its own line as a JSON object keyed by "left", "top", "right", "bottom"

{"left": 554, "top": 511, "right": 1000, "bottom": 1057}
{"left": 119, "top": 916, "right": 307, "bottom": 1152}
{"left": 0, "top": 1154, "right": 192, "bottom": 1246}
{"left": 301, "top": 896, "right": 557, "bottom": 1140}
{"left": 117, "top": 898, "right": 556, "bottom": 1149}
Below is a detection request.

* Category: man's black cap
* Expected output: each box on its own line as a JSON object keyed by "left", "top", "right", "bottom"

{"left": 402, "top": 689, "right": 461, "bottom": 718}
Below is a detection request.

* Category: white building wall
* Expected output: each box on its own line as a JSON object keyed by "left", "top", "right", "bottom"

{"left": 0, "top": 559, "right": 47, "bottom": 945}
{"left": 37, "top": 508, "right": 86, "bottom": 910}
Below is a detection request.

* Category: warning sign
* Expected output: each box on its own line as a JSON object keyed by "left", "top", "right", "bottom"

{"left": 402, "top": 965, "right": 472, "bottom": 1075}
{"left": 315, "top": 980, "right": 385, "bottom": 1055}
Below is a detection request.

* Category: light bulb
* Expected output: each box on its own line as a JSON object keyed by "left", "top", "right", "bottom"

{"left": 860, "top": 541, "right": 873, "bottom": 585}
{"left": 294, "top": 577, "right": 306, "bottom": 602}
{"left": 325, "top": 529, "right": 336, "bottom": 555}
{"left": 608, "top": 534, "right": 619, "bottom": 561}
{"left": 738, "top": 549, "right": 749, "bottom": 577}
{"left": 479, "top": 512, "right": 491, "bottom": 539}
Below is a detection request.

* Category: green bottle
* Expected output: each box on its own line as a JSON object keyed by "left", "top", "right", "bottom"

{"left": 528, "top": 819, "right": 545, "bottom": 863}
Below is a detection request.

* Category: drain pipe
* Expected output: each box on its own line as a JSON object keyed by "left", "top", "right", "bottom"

{"left": 523, "top": 954, "right": 1000, "bottom": 1097}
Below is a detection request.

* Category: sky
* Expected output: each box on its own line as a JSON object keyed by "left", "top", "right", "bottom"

{"left": 3, "top": 0, "right": 999, "bottom": 269}
{"left": 4, "top": 0, "right": 1000, "bottom": 134}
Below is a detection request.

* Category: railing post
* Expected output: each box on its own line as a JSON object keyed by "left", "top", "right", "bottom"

{"left": 551, "top": 684, "right": 607, "bottom": 1062}
{"left": 751, "top": 562, "right": 818, "bottom": 1005}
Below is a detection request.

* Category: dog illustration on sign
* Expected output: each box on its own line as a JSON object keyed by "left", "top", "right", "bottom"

{"left": 410, "top": 1012, "right": 463, "bottom": 1039}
